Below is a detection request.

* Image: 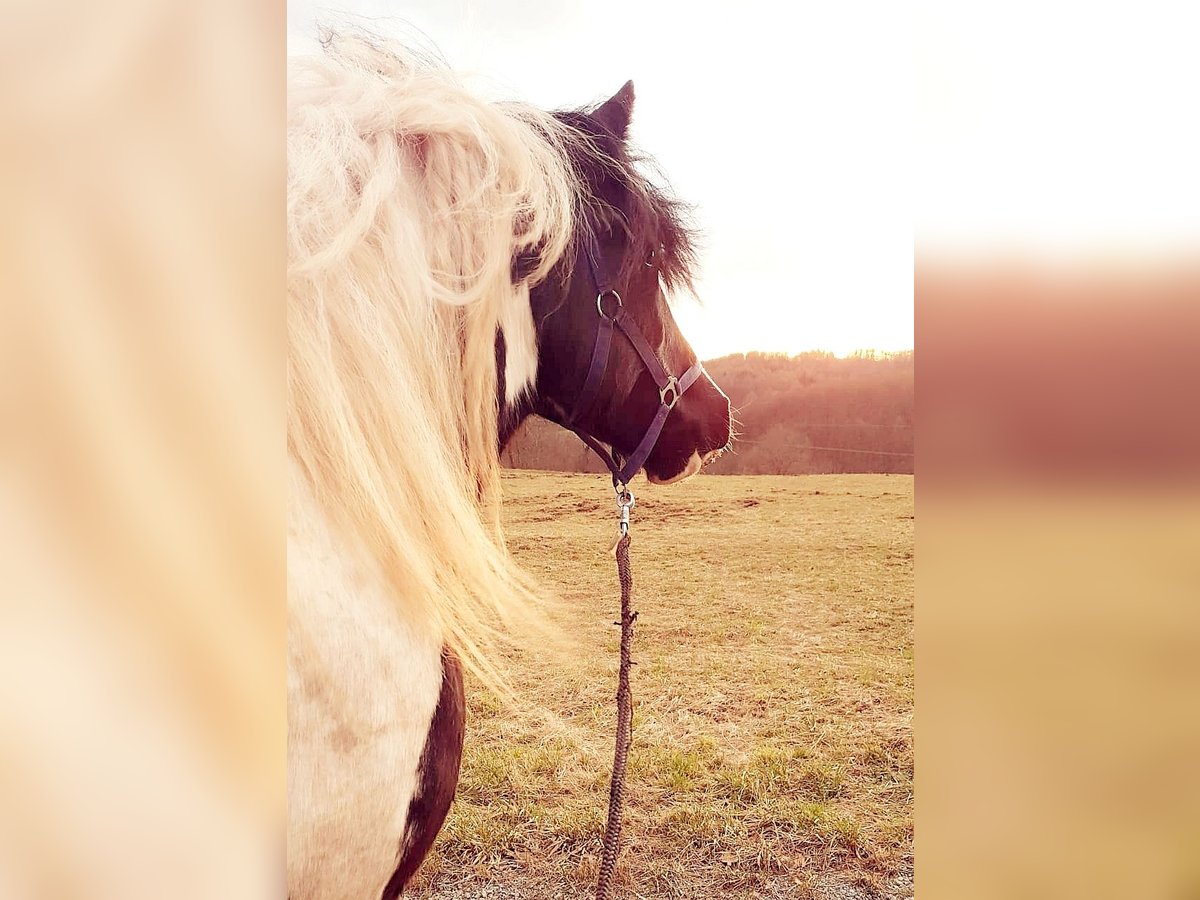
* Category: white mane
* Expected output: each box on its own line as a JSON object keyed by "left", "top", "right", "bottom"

{"left": 287, "top": 34, "right": 581, "bottom": 688}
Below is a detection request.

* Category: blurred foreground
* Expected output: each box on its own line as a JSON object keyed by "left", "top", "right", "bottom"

{"left": 917, "top": 262, "right": 1200, "bottom": 900}
{"left": 1, "top": 0, "right": 281, "bottom": 897}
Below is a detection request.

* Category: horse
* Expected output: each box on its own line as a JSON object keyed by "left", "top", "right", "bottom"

{"left": 287, "top": 34, "right": 732, "bottom": 899}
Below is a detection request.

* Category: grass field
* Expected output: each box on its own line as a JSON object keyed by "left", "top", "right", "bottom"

{"left": 411, "top": 471, "right": 913, "bottom": 900}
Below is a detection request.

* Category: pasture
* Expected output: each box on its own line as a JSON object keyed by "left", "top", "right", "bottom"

{"left": 412, "top": 471, "right": 913, "bottom": 899}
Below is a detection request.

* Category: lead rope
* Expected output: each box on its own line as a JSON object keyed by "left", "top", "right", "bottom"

{"left": 595, "top": 488, "right": 637, "bottom": 900}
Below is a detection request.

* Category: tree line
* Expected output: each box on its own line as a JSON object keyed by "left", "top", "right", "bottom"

{"left": 501, "top": 350, "right": 914, "bottom": 475}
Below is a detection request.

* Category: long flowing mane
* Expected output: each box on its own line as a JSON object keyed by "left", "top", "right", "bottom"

{"left": 287, "top": 34, "right": 580, "bottom": 687}
{"left": 288, "top": 33, "right": 703, "bottom": 692}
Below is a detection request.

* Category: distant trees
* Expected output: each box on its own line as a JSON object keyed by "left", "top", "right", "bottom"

{"left": 501, "top": 350, "right": 914, "bottom": 475}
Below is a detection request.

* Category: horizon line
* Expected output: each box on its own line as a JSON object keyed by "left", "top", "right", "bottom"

{"left": 703, "top": 347, "right": 914, "bottom": 361}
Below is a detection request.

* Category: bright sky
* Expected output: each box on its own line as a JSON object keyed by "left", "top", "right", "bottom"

{"left": 916, "top": 0, "right": 1200, "bottom": 259}
{"left": 288, "top": 2, "right": 1200, "bottom": 358}
{"left": 287, "top": 1, "right": 913, "bottom": 359}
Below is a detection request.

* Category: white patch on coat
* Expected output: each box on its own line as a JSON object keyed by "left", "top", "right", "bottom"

{"left": 287, "top": 468, "right": 443, "bottom": 900}
{"left": 645, "top": 450, "right": 703, "bottom": 485}
{"left": 499, "top": 289, "right": 538, "bottom": 406}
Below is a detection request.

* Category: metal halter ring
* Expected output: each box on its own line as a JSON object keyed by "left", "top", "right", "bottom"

{"left": 614, "top": 482, "right": 634, "bottom": 508}
{"left": 659, "top": 375, "right": 681, "bottom": 409}
{"left": 596, "top": 289, "right": 623, "bottom": 319}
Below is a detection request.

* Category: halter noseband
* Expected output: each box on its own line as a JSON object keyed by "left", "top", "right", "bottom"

{"left": 557, "top": 232, "right": 705, "bottom": 495}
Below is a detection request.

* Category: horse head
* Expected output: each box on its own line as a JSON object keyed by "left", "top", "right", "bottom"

{"left": 511, "top": 82, "right": 733, "bottom": 485}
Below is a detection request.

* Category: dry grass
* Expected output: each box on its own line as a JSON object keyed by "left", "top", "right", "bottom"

{"left": 410, "top": 472, "right": 913, "bottom": 899}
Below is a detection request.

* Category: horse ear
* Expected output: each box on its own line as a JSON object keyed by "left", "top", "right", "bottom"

{"left": 593, "top": 80, "right": 635, "bottom": 140}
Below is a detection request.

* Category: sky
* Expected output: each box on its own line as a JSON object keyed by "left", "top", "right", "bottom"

{"left": 915, "top": 0, "right": 1200, "bottom": 259}
{"left": 288, "top": 1, "right": 1200, "bottom": 358}
{"left": 287, "top": 1, "right": 913, "bottom": 359}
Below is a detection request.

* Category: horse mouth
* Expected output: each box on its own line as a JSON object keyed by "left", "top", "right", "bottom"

{"left": 645, "top": 452, "right": 703, "bottom": 485}
{"left": 644, "top": 445, "right": 728, "bottom": 485}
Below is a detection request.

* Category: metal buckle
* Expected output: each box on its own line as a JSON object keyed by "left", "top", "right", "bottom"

{"left": 596, "top": 289, "right": 623, "bottom": 319}
{"left": 614, "top": 482, "right": 635, "bottom": 536}
{"left": 659, "top": 375, "right": 681, "bottom": 409}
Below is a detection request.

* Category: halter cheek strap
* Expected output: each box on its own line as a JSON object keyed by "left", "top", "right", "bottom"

{"left": 560, "top": 233, "right": 705, "bottom": 489}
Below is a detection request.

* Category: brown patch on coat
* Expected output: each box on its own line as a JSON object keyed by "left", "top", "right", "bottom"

{"left": 381, "top": 648, "right": 465, "bottom": 898}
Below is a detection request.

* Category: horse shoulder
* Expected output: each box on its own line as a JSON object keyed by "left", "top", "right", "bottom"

{"left": 287, "top": 473, "right": 446, "bottom": 900}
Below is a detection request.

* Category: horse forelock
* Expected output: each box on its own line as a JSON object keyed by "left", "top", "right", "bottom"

{"left": 553, "top": 109, "right": 700, "bottom": 301}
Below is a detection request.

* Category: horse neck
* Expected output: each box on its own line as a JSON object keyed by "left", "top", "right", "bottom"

{"left": 498, "top": 396, "right": 535, "bottom": 450}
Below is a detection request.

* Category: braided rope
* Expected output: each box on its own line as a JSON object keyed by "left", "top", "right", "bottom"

{"left": 595, "top": 532, "right": 636, "bottom": 900}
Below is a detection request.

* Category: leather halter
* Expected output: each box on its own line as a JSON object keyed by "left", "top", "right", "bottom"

{"left": 556, "top": 232, "right": 705, "bottom": 491}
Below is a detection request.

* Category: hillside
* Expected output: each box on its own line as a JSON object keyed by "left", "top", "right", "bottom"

{"left": 502, "top": 351, "right": 914, "bottom": 475}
